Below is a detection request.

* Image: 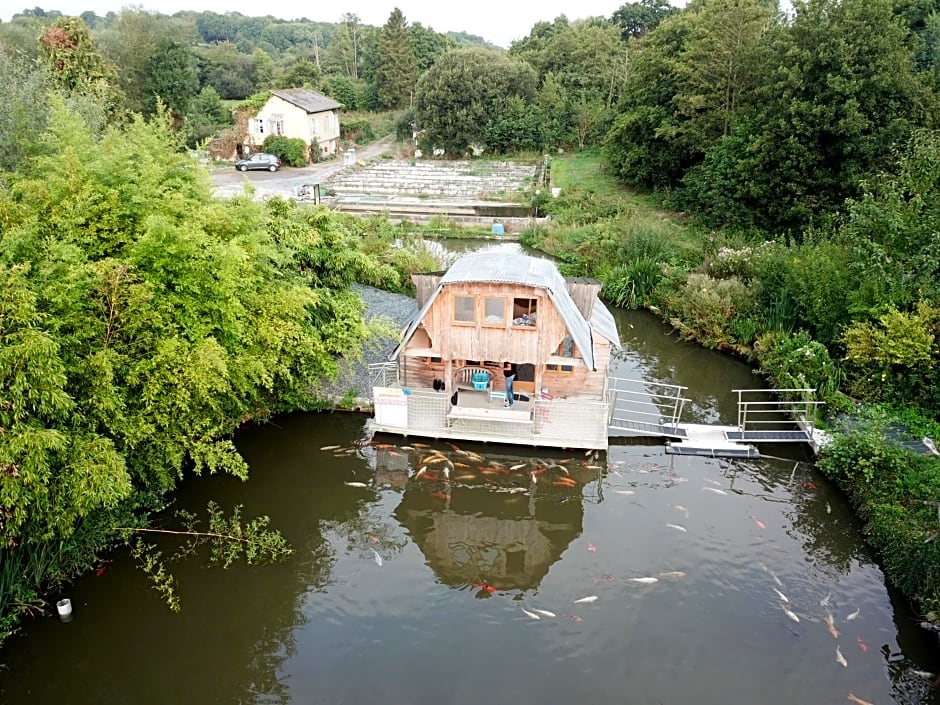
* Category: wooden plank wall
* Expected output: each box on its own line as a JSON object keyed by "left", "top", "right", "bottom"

{"left": 565, "top": 279, "right": 602, "bottom": 319}
{"left": 412, "top": 273, "right": 444, "bottom": 308}
{"left": 399, "top": 281, "right": 613, "bottom": 402}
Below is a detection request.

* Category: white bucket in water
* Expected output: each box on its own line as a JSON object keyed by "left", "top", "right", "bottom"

{"left": 56, "top": 598, "right": 73, "bottom": 623}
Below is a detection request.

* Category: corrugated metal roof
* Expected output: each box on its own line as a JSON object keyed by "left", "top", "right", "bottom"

{"left": 270, "top": 88, "right": 342, "bottom": 114}
{"left": 391, "top": 253, "right": 620, "bottom": 370}
{"left": 590, "top": 300, "right": 621, "bottom": 348}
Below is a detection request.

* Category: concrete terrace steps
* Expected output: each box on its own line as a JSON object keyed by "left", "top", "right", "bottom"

{"left": 324, "top": 159, "right": 539, "bottom": 199}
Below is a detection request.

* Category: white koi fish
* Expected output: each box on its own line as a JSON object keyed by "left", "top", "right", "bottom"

{"left": 826, "top": 502, "right": 832, "bottom": 514}
{"left": 413, "top": 466, "right": 428, "bottom": 479}
{"left": 769, "top": 570, "right": 783, "bottom": 588}
{"left": 320, "top": 445, "right": 341, "bottom": 451}
{"left": 820, "top": 590, "right": 832, "bottom": 608}
{"left": 629, "top": 577, "right": 659, "bottom": 584}
{"left": 846, "top": 608, "right": 860, "bottom": 621}
{"left": 371, "top": 549, "right": 383, "bottom": 567}
{"left": 702, "top": 487, "right": 727, "bottom": 495}
{"left": 344, "top": 481, "right": 368, "bottom": 488}
{"left": 773, "top": 588, "right": 789, "bottom": 604}
{"left": 911, "top": 670, "right": 937, "bottom": 680}
{"left": 659, "top": 571, "right": 686, "bottom": 578}
{"left": 510, "top": 463, "right": 526, "bottom": 471}
{"left": 531, "top": 608, "right": 556, "bottom": 618}
{"left": 836, "top": 645, "right": 847, "bottom": 667}
{"left": 612, "top": 489, "right": 635, "bottom": 496}
{"left": 521, "top": 607, "right": 541, "bottom": 620}
{"left": 847, "top": 694, "right": 874, "bottom": 705}
{"left": 574, "top": 595, "right": 598, "bottom": 603}
{"left": 666, "top": 523, "right": 687, "bottom": 532}
{"left": 784, "top": 608, "right": 800, "bottom": 623}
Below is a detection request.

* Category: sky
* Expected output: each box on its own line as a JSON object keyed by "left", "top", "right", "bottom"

{"left": 1, "top": 1, "right": 691, "bottom": 49}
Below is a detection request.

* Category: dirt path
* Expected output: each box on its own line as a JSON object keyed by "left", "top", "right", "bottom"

{"left": 211, "top": 135, "right": 396, "bottom": 200}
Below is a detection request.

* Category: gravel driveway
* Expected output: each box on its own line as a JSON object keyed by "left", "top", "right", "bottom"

{"left": 211, "top": 136, "right": 396, "bottom": 200}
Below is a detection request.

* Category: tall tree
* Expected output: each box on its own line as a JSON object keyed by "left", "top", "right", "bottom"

{"left": 683, "top": 0, "right": 936, "bottom": 234}
{"left": 415, "top": 48, "right": 538, "bottom": 153}
{"left": 611, "top": 0, "right": 679, "bottom": 39}
{"left": 674, "top": 0, "right": 775, "bottom": 145}
{"left": 376, "top": 8, "right": 419, "bottom": 109}
{"left": 98, "top": 9, "right": 197, "bottom": 117}
{"left": 603, "top": 12, "right": 695, "bottom": 189}
{"left": 142, "top": 38, "right": 199, "bottom": 119}
{"left": 0, "top": 52, "right": 52, "bottom": 172}
{"left": 38, "top": 15, "right": 122, "bottom": 115}
{"left": 324, "top": 13, "right": 361, "bottom": 79}
{"left": 410, "top": 22, "right": 454, "bottom": 71}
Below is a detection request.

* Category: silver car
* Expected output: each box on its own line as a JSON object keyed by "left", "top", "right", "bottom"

{"left": 235, "top": 153, "right": 282, "bottom": 172}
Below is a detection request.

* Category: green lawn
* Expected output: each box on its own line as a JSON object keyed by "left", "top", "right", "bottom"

{"left": 549, "top": 150, "right": 662, "bottom": 212}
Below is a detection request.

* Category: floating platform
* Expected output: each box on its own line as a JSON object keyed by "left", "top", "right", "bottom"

{"left": 664, "top": 424, "right": 760, "bottom": 458}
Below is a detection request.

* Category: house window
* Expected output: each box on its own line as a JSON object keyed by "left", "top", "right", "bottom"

{"left": 270, "top": 114, "right": 285, "bottom": 136}
{"left": 250, "top": 118, "right": 265, "bottom": 136}
{"left": 483, "top": 297, "right": 505, "bottom": 326}
{"left": 310, "top": 117, "right": 320, "bottom": 136}
{"left": 512, "top": 298, "right": 537, "bottom": 327}
{"left": 454, "top": 296, "right": 475, "bottom": 323}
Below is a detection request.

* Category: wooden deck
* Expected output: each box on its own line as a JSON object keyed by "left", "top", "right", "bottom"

{"left": 371, "top": 386, "right": 609, "bottom": 450}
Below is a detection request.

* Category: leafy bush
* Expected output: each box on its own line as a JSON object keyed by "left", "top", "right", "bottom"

{"left": 262, "top": 135, "right": 308, "bottom": 166}
{"left": 601, "top": 259, "right": 663, "bottom": 309}
{"left": 665, "top": 273, "right": 753, "bottom": 348}
{"left": 340, "top": 117, "right": 375, "bottom": 143}
{"left": 753, "top": 329, "right": 843, "bottom": 401}
{"left": 841, "top": 301, "right": 940, "bottom": 411}
{"left": 817, "top": 416, "right": 940, "bottom": 616}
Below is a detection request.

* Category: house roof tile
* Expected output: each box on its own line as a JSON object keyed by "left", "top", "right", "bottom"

{"left": 270, "top": 88, "right": 342, "bottom": 114}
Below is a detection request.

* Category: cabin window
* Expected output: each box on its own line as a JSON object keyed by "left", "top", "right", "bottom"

{"left": 483, "top": 297, "right": 506, "bottom": 326}
{"left": 454, "top": 296, "right": 475, "bottom": 323}
{"left": 512, "top": 298, "right": 537, "bottom": 327}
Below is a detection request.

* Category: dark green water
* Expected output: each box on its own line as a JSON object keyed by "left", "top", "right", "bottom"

{"left": 1, "top": 263, "right": 938, "bottom": 705}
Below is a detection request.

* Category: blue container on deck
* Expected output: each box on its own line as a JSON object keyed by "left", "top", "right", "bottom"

{"left": 472, "top": 372, "right": 489, "bottom": 390}
{"left": 491, "top": 223, "right": 505, "bottom": 235}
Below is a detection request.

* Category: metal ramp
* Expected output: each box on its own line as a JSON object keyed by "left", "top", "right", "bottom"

{"left": 725, "top": 430, "right": 812, "bottom": 442}
{"left": 607, "top": 379, "right": 824, "bottom": 458}
{"left": 609, "top": 419, "right": 688, "bottom": 438}
{"left": 607, "top": 378, "right": 688, "bottom": 439}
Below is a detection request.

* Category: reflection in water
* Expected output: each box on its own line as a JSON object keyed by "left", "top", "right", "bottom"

{"left": 394, "top": 474, "right": 584, "bottom": 591}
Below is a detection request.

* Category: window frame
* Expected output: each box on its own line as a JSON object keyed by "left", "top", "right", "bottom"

{"left": 453, "top": 295, "right": 476, "bottom": 325}
{"left": 511, "top": 297, "right": 538, "bottom": 329}
{"left": 482, "top": 296, "right": 507, "bottom": 328}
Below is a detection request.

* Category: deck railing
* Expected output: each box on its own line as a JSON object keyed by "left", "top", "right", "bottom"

{"left": 371, "top": 385, "right": 609, "bottom": 449}
{"left": 606, "top": 377, "right": 689, "bottom": 435}
{"left": 734, "top": 388, "right": 823, "bottom": 435}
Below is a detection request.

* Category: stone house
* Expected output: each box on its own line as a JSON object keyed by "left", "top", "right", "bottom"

{"left": 245, "top": 88, "right": 342, "bottom": 158}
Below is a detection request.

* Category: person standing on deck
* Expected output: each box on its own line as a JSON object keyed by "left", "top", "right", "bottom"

{"left": 502, "top": 361, "right": 517, "bottom": 408}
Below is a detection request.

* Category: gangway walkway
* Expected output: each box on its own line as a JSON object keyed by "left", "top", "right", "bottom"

{"left": 607, "top": 378, "right": 825, "bottom": 458}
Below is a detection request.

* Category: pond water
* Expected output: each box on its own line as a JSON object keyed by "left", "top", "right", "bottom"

{"left": 1, "top": 243, "right": 938, "bottom": 705}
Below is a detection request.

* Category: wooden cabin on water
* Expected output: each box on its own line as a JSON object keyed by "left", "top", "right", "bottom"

{"left": 370, "top": 252, "right": 621, "bottom": 450}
